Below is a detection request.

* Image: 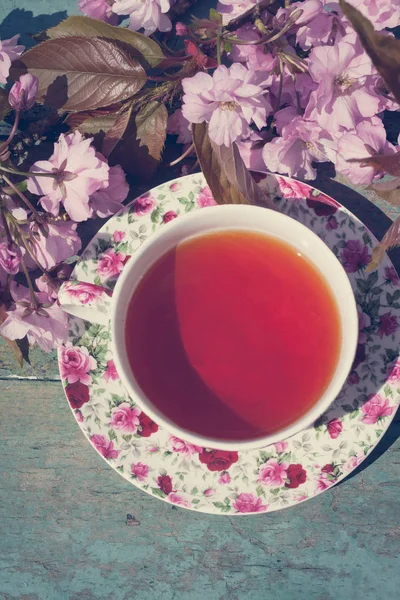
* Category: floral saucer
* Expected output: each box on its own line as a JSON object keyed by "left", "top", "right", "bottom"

{"left": 58, "top": 172, "right": 399, "bottom": 515}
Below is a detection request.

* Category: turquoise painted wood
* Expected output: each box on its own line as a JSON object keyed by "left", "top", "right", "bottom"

{"left": 1, "top": 2, "right": 400, "bottom": 598}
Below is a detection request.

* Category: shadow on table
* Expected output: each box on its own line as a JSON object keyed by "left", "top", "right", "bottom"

{"left": 0, "top": 8, "right": 68, "bottom": 48}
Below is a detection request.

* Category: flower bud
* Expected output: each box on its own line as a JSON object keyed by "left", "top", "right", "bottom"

{"left": 8, "top": 74, "right": 39, "bottom": 112}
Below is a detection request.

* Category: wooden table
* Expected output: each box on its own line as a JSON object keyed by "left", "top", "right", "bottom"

{"left": 1, "top": 2, "right": 399, "bottom": 598}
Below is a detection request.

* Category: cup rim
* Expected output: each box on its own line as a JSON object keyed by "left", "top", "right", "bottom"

{"left": 110, "top": 204, "right": 358, "bottom": 451}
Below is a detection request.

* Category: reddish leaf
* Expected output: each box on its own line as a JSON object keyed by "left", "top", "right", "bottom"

{"left": 360, "top": 153, "right": 400, "bottom": 178}
{"left": 10, "top": 37, "right": 147, "bottom": 111}
{"left": 340, "top": 0, "right": 400, "bottom": 104}
{"left": 102, "top": 104, "right": 133, "bottom": 158}
{"left": 192, "top": 122, "right": 275, "bottom": 208}
{"left": 367, "top": 216, "right": 400, "bottom": 272}
{"left": 109, "top": 101, "right": 167, "bottom": 180}
{"left": 46, "top": 16, "right": 165, "bottom": 68}
{"left": 65, "top": 106, "right": 122, "bottom": 136}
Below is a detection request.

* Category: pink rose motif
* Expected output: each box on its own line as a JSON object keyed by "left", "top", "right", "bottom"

{"left": 343, "top": 454, "right": 364, "bottom": 473}
{"left": 258, "top": 459, "right": 288, "bottom": 488}
{"left": 388, "top": 359, "right": 400, "bottom": 383}
{"left": 218, "top": 472, "right": 231, "bottom": 485}
{"left": 378, "top": 312, "right": 398, "bottom": 338}
{"left": 91, "top": 434, "right": 120, "bottom": 459}
{"left": 295, "top": 495, "right": 308, "bottom": 502}
{"left": 203, "top": 488, "right": 216, "bottom": 497}
{"left": 104, "top": 359, "right": 119, "bottom": 382}
{"left": 326, "top": 216, "right": 339, "bottom": 231}
{"left": 233, "top": 493, "right": 268, "bottom": 513}
{"left": 276, "top": 176, "right": 311, "bottom": 199}
{"left": 169, "top": 436, "right": 203, "bottom": 455}
{"left": 341, "top": 240, "right": 371, "bottom": 273}
{"left": 63, "top": 281, "right": 107, "bottom": 305}
{"left": 274, "top": 441, "right": 288, "bottom": 454}
{"left": 385, "top": 266, "right": 399, "bottom": 285}
{"left": 306, "top": 195, "right": 339, "bottom": 217}
{"left": 327, "top": 418, "right": 343, "bottom": 439}
{"left": 169, "top": 182, "right": 181, "bottom": 192}
{"left": 361, "top": 394, "right": 395, "bottom": 424}
{"left": 197, "top": 186, "right": 217, "bottom": 207}
{"left": 134, "top": 193, "right": 156, "bottom": 216}
{"left": 163, "top": 210, "right": 178, "bottom": 223}
{"left": 113, "top": 230, "right": 125, "bottom": 243}
{"left": 97, "top": 248, "right": 127, "bottom": 279}
{"left": 59, "top": 343, "right": 97, "bottom": 385}
{"left": 110, "top": 403, "right": 141, "bottom": 433}
{"left": 167, "top": 492, "right": 191, "bottom": 508}
{"left": 75, "top": 410, "right": 84, "bottom": 423}
{"left": 131, "top": 462, "right": 149, "bottom": 481}
{"left": 316, "top": 473, "right": 335, "bottom": 492}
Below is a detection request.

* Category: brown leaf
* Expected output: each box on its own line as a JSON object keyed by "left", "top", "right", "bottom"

{"left": 109, "top": 101, "right": 167, "bottom": 180}
{"left": 47, "top": 16, "right": 165, "bottom": 68}
{"left": 0, "top": 304, "right": 24, "bottom": 368}
{"left": 367, "top": 216, "right": 400, "bottom": 272}
{"left": 340, "top": 0, "right": 400, "bottom": 104}
{"left": 10, "top": 37, "right": 147, "bottom": 112}
{"left": 369, "top": 179, "right": 400, "bottom": 206}
{"left": 0, "top": 88, "right": 11, "bottom": 121}
{"left": 192, "top": 122, "right": 275, "bottom": 208}
{"left": 102, "top": 104, "right": 133, "bottom": 158}
{"left": 360, "top": 153, "right": 400, "bottom": 177}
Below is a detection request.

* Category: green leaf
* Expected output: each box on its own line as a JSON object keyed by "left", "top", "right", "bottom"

{"left": 192, "top": 498, "right": 200, "bottom": 504}
{"left": 191, "top": 487, "right": 199, "bottom": 495}
{"left": 151, "top": 487, "right": 166, "bottom": 498}
{"left": 108, "top": 429, "right": 117, "bottom": 441}
{"left": 11, "top": 37, "right": 147, "bottom": 111}
{"left": 46, "top": 16, "right": 165, "bottom": 68}
{"left": 213, "top": 502, "right": 231, "bottom": 512}
{"left": 209, "top": 8, "right": 223, "bottom": 23}
{"left": 256, "top": 485, "right": 265, "bottom": 497}
{"left": 122, "top": 434, "right": 132, "bottom": 442}
{"left": 178, "top": 197, "right": 188, "bottom": 204}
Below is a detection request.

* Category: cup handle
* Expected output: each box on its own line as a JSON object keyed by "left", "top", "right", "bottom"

{"left": 58, "top": 280, "right": 113, "bottom": 326}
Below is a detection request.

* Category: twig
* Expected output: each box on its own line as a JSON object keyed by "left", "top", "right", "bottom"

{"left": 0, "top": 164, "right": 57, "bottom": 178}
{"left": 1, "top": 173, "right": 42, "bottom": 223}
{"left": 169, "top": 142, "right": 195, "bottom": 166}
{"left": 20, "top": 257, "right": 39, "bottom": 309}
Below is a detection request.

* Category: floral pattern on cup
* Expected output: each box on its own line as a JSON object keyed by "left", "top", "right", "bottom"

{"left": 59, "top": 173, "right": 399, "bottom": 515}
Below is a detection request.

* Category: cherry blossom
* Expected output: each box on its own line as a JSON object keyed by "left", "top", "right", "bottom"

{"left": 8, "top": 74, "right": 38, "bottom": 112}
{"left": 79, "top": 0, "right": 119, "bottom": 24}
{"left": 0, "top": 35, "right": 25, "bottom": 85}
{"left": 112, "top": 0, "right": 172, "bottom": 35}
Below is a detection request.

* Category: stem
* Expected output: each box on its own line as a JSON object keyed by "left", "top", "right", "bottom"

{"left": 0, "top": 209, "right": 13, "bottom": 246}
{"left": 216, "top": 31, "right": 222, "bottom": 65}
{"left": 169, "top": 142, "right": 195, "bottom": 166}
{"left": 0, "top": 111, "right": 20, "bottom": 155}
{"left": 20, "top": 234, "right": 47, "bottom": 274}
{"left": 1, "top": 173, "right": 42, "bottom": 222}
{"left": 20, "top": 257, "right": 39, "bottom": 309}
{"left": 275, "top": 59, "right": 284, "bottom": 113}
{"left": 0, "top": 164, "right": 57, "bottom": 178}
{"left": 225, "top": 0, "right": 273, "bottom": 32}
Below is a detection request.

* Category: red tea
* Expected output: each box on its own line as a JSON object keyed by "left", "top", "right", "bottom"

{"left": 126, "top": 230, "right": 341, "bottom": 441}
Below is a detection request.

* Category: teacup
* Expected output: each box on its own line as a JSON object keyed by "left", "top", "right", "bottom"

{"left": 58, "top": 204, "right": 358, "bottom": 450}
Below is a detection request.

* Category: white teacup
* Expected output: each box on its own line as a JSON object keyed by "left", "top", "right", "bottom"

{"left": 58, "top": 205, "right": 358, "bottom": 450}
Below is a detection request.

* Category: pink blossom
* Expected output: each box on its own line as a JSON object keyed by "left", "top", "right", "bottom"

{"left": 89, "top": 159, "right": 129, "bottom": 218}
{"left": 217, "top": 0, "right": 258, "bottom": 25}
{"left": 341, "top": 240, "right": 371, "bottom": 273}
{"left": 316, "top": 473, "right": 335, "bottom": 492}
{"left": 110, "top": 403, "right": 141, "bottom": 433}
{"left": 168, "top": 436, "right": 203, "bottom": 455}
{"left": 25, "top": 221, "right": 81, "bottom": 271}
{"left": 163, "top": 211, "right": 178, "bottom": 223}
{"left": 131, "top": 462, "right": 149, "bottom": 481}
{"left": 104, "top": 359, "right": 119, "bottom": 382}
{"left": 97, "top": 248, "right": 126, "bottom": 279}
{"left": 167, "top": 110, "right": 192, "bottom": 144}
{"left": 263, "top": 118, "right": 333, "bottom": 180}
{"left": 358, "top": 307, "right": 371, "bottom": 344}
{"left": 28, "top": 131, "right": 109, "bottom": 222}
{"left": 75, "top": 410, "right": 84, "bottom": 423}
{"left": 167, "top": 492, "right": 190, "bottom": 508}
{"left": 79, "top": 0, "right": 118, "bottom": 24}
{"left": 387, "top": 359, "right": 400, "bottom": 384}
{"left": 343, "top": 453, "right": 364, "bottom": 473}
{"left": 0, "top": 35, "right": 25, "bottom": 85}
{"left": 361, "top": 394, "right": 395, "bottom": 424}
{"left": 276, "top": 177, "right": 311, "bottom": 200}
{"left": 134, "top": 194, "right": 156, "bottom": 216}
{"left": 59, "top": 342, "right": 97, "bottom": 385}
{"left": 182, "top": 64, "right": 272, "bottom": 147}
{"left": 8, "top": 74, "right": 38, "bottom": 112}
{"left": 296, "top": 7, "right": 349, "bottom": 49}
{"left": 218, "top": 471, "right": 231, "bottom": 485}
{"left": 229, "top": 25, "right": 277, "bottom": 72}
{"left": 305, "top": 41, "right": 380, "bottom": 132}
{"left": 169, "top": 182, "right": 181, "bottom": 193}
{"left": 274, "top": 106, "right": 299, "bottom": 136}
{"left": 274, "top": 441, "right": 288, "bottom": 454}
{"left": 203, "top": 488, "right": 216, "bottom": 497}
{"left": 175, "top": 22, "right": 188, "bottom": 36}
{"left": 0, "top": 243, "right": 21, "bottom": 275}
{"left": 91, "top": 434, "right": 120, "bottom": 459}
{"left": 336, "top": 118, "right": 396, "bottom": 185}
{"left": 378, "top": 312, "right": 398, "bottom": 338}
{"left": 258, "top": 459, "right": 288, "bottom": 488}
{"left": 327, "top": 418, "right": 343, "bottom": 439}
{"left": 233, "top": 493, "right": 268, "bottom": 513}
{"left": 237, "top": 131, "right": 270, "bottom": 172}
{"left": 112, "top": 0, "right": 172, "bottom": 35}
{"left": 0, "top": 283, "right": 68, "bottom": 352}
{"left": 344, "top": 0, "right": 400, "bottom": 30}
{"left": 385, "top": 267, "right": 399, "bottom": 286}
{"left": 197, "top": 186, "right": 216, "bottom": 208}
{"left": 113, "top": 231, "right": 126, "bottom": 243}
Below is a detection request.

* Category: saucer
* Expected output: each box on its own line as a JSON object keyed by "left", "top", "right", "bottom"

{"left": 58, "top": 172, "right": 399, "bottom": 515}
